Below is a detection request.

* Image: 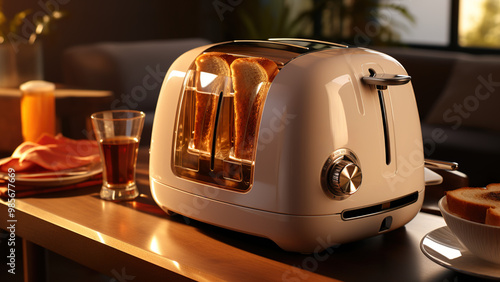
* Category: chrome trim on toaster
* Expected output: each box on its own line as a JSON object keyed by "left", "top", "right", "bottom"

{"left": 232, "top": 39, "right": 310, "bottom": 50}
{"left": 424, "top": 159, "right": 458, "bottom": 171}
{"left": 361, "top": 73, "right": 411, "bottom": 90}
{"left": 269, "top": 38, "right": 349, "bottom": 48}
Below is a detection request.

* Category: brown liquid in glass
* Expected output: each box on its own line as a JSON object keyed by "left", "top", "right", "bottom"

{"left": 101, "top": 137, "right": 139, "bottom": 186}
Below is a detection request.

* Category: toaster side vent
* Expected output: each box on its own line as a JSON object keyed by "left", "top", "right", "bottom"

{"left": 341, "top": 191, "right": 418, "bottom": 220}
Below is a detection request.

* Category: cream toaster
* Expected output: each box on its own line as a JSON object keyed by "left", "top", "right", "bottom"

{"left": 150, "top": 39, "right": 440, "bottom": 253}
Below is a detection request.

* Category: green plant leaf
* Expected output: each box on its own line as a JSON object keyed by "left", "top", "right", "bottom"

{"left": 238, "top": 10, "right": 260, "bottom": 39}
{"left": 378, "top": 3, "right": 416, "bottom": 24}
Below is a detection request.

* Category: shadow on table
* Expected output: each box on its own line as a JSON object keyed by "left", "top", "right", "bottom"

{"left": 176, "top": 217, "right": 488, "bottom": 282}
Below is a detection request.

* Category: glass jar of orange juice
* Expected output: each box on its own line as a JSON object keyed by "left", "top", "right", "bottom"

{"left": 19, "top": 80, "right": 56, "bottom": 142}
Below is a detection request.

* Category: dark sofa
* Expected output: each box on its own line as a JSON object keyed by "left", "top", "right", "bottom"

{"left": 62, "top": 38, "right": 212, "bottom": 146}
{"left": 62, "top": 40, "right": 500, "bottom": 186}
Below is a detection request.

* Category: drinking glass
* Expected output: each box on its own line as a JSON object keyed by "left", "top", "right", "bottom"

{"left": 20, "top": 80, "right": 56, "bottom": 142}
{"left": 91, "top": 110, "right": 145, "bottom": 201}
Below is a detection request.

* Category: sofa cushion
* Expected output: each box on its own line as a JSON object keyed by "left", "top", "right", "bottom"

{"left": 374, "top": 47, "right": 462, "bottom": 119}
{"left": 421, "top": 123, "right": 500, "bottom": 187}
{"left": 62, "top": 38, "right": 212, "bottom": 145}
{"left": 62, "top": 38, "right": 212, "bottom": 112}
{"left": 425, "top": 54, "right": 500, "bottom": 132}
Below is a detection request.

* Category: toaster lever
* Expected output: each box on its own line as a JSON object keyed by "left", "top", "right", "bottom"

{"left": 361, "top": 74, "right": 411, "bottom": 90}
{"left": 424, "top": 159, "right": 459, "bottom": 171}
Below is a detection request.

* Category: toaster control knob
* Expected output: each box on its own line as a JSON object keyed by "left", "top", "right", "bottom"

{"left": 328, "top": 160, "right": 362, "bottom": 196}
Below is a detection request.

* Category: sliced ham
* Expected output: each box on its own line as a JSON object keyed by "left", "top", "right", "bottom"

{"left": 0, "top": 158, "right": 39, "bottom": 172}
{"left": 0, "top": 134, "right": 100, "bottom": 173}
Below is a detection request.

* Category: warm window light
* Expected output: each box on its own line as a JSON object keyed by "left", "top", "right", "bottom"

{"left": 459, "top": 0, "right": 500, "bottom": 48}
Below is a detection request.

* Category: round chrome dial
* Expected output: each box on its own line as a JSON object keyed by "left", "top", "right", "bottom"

{"left": 328, "top": 160, "right": 362, "bottom": 196}
{"left": 321, "top": 149, "right": 362, "bottom": 199}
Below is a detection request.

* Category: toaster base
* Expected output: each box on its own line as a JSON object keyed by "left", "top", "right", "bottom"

{"left": 151, "top": 178, "right": 424, "bottom": 253}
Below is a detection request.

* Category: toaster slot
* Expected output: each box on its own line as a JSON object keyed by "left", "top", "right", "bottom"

{"left": 173, "top": 70, "right": 231, "bottom": 172}
{"left": 172, "top": 58, "right": 274, "bottom": 191}
{"left": 377, "top": 88, "right": 391, "bottom": 165}
{"left": 364, "top": 70, "right": 411, "bottom": 166}
{"left": 210, "top": 91, "right": 225, "bottom": 170}
{"left": 368, "top": 69, "right": 391, "bottom": 165}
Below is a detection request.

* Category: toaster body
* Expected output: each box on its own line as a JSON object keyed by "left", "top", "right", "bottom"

{"left": 150, "top": 39, "right": 424, "bottom": 252}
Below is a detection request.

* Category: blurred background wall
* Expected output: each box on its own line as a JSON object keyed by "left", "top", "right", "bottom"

{"left": 2, "top": 0, "right": 498, "bottom": 85}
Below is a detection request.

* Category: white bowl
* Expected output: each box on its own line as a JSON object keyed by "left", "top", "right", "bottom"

{"left": 439, "top": 196, "right": 500, "bottom": 264}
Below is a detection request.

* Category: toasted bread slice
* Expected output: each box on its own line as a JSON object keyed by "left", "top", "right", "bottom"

{"left": 231, "top": 57, "right": 279, "bottom": 160}
{"left": 446, "top": 184, "right": 500, "bottom": 225}
{"left": 193, "top": 52, "right": 236, "bottom": 151}
{"left": 195, "top": 52, "right": 235, "bottom": 77}
{"left": 486, "top": 207, "right": 500, "bottom": 226}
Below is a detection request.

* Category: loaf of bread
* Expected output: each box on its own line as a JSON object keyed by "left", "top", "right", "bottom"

{"left": 446, "top": 183, "right": 500, "bottom": 226}
{"left": 193, "top": 52, "right": 235, "bottom": 151}
{"left": 231, "top": 57, "right": 279, "bottom": 160}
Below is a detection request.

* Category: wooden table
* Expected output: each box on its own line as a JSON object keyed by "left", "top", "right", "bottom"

{"left": 0, "top": 149, "right": 489, "bottom": 281}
